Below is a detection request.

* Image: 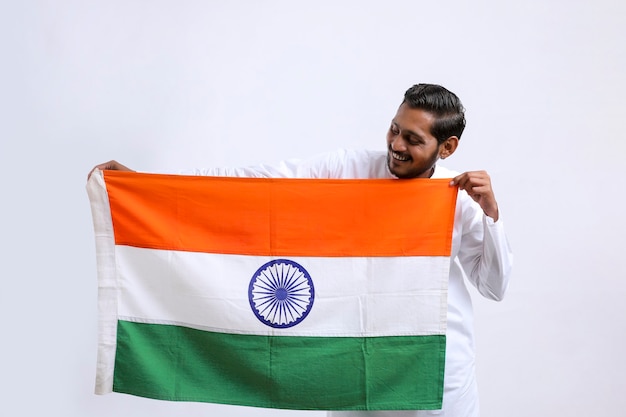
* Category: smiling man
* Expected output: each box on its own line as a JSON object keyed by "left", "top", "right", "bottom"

{"left": 387, "top": 90, "right": 459, "bottom": 180}
{"left": 89, "top": 83, "right": 513, "bottom": 417}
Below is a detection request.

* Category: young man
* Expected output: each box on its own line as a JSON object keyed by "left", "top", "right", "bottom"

{"left": 90, "top": 83, "right": 513, "bottom": 417}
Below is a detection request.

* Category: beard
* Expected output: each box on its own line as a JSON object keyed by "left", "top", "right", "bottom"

{"left": 386, "top": 145, "right": 439, "bottom": 179}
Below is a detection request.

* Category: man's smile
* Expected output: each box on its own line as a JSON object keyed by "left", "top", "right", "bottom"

{"left": 390, "top": 150, "right": 410, "bottom": 162}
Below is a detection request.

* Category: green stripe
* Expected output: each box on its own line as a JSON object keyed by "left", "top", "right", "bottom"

{"left": 113, "top": 320, "right": 445, "bottom": 410}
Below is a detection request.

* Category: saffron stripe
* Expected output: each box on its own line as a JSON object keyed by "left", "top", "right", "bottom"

{"left": 103, "top": 171, "right": 458, "bottom": 257}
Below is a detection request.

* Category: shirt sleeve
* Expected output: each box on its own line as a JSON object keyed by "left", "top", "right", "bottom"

{"left": 456, "top": 194, "right": 513, "bottom": 301}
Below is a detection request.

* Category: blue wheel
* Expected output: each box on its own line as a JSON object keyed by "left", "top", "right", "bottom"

{"left": 248, "top": 259, "right": 315, "bottom": 328}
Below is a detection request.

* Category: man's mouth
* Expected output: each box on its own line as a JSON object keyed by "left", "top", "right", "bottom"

{"left": 390, "top": 150, "right": 410, "bottom": 162}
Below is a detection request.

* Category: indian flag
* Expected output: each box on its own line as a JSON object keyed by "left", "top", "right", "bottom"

{"left": 86, "top": 170, "right": 458, "bottom": 411}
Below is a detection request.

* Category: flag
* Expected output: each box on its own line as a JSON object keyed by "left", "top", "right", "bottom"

{"left": 87, "top": 170, "right": 458, "bottom": 411}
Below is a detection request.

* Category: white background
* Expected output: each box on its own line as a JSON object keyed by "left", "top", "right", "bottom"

{"left": 2, "top": 1, "right": 625, "bottom": 416}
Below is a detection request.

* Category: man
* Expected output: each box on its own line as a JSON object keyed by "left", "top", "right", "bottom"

{"left": 90, "top": 83, "right": 513, "bottom": 417}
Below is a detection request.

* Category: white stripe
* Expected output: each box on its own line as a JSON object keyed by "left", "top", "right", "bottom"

{"left": 116, "top": 246, "right": 449, "bottom": 337}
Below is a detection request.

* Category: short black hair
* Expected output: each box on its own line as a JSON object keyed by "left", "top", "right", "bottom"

{"left": 403, "top": 84, "right": 466, "bottom": 144}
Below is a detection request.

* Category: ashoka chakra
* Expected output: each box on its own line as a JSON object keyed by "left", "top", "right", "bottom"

{"left": 248, "top": 259, "right": 315, "bottom": 328}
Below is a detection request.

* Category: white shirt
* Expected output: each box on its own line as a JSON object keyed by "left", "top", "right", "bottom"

{"left": 191, "top": 149, "right": 513, "bottom": 417}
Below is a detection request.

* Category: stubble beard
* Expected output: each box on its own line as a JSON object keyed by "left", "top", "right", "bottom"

{"left": 386, "top": 148, "right": 439, "bottom": 179}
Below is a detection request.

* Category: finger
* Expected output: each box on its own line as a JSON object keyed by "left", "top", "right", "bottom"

{"left": 87, "top": 160, "right": 119, "bottom": 180}
{"left": 99, "top": 160, "right": 118, "bottom": 170}
{"left": 457, "top": 177, "right": 476, "bottom": 192}
{"left": 449, "top": 173, "right": 467, "bottom": 186}
{"left": 451, "top": 172, "right": 473, "bottom": 187}
{"left": 466, "top": 175, "right": 491, "bottom": 189}
{"left": 468, "top": 184, "right": 491, "bottom": 194}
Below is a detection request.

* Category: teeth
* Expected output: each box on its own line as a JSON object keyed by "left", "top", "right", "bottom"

{"left": 392, "top": 151, "right": 409, "bottom": 161}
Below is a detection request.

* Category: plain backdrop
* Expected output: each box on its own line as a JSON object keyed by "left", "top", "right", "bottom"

{"left": 1, "top": 1, "right": 625, "bottom": 416}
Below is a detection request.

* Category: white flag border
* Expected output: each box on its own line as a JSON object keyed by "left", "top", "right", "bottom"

{"left": 87, "top": 170, "right": 117, "bottom": 395}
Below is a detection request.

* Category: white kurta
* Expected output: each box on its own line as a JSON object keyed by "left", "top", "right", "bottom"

{"left": 190, "top": 149, "right": 513, "bottom": 417}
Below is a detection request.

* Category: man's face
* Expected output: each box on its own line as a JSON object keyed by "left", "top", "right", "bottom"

{"left": 386, "top": 104, "right": 442, "bottom": 179}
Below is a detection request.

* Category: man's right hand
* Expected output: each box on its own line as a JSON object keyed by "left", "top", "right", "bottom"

{"left": 87, "top": 160, "right": 134, "bottom": 180}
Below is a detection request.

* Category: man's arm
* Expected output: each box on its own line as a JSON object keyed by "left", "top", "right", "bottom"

{"left": 453, "top": 171, "right": 513, "bottom": 301}
{"left": 88, "top": 150, "right": 351, "bottom": 180}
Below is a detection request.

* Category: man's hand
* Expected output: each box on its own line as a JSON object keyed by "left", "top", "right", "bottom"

{"left": 87, "top": 160, "right": 134, "bottom": 180}
{"left": 450, "top": 171, "right": 499, "bottom": 221}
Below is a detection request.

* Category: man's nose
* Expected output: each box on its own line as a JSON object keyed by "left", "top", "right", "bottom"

{"left": 390, "top": 136, "right": 407, "bottom": 151}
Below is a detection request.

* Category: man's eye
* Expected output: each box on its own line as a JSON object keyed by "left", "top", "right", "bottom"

{"left": 390, "top": 127, "right": 399, "bottom": 135}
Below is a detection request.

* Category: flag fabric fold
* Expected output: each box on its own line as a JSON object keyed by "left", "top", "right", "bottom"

{"left": 87, "top": 170, "right": 458, "bottom": 411}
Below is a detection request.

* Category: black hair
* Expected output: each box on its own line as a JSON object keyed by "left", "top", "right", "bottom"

{"left": 402, "top": 84, "right": 466, "bottom": 144}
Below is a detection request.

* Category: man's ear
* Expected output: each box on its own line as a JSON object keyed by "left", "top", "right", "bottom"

{"left": 439, "top": 136, "right": 459, "bottom": 159}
